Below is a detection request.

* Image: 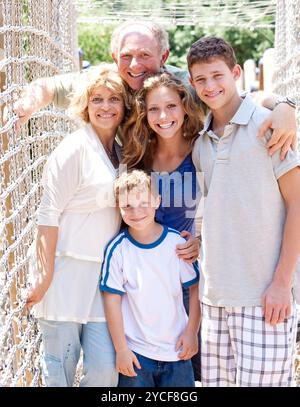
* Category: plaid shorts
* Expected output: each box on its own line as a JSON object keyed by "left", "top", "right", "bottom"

{"left": 201, "top": 302, "right": 298, "bottom": 387}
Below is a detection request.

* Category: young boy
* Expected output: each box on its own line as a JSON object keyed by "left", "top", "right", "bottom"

{"left": 100, "top": 170, "right": 200, "bottom": 387}
{"left": 187, "top": 36, "right": 300, "bottom": 387}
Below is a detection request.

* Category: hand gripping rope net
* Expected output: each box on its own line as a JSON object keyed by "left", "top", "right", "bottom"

{"left": 0, "top": 0, "right": 78, "bottom": 386}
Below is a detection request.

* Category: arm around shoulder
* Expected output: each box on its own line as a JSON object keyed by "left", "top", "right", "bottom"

{"left": 255, "top": 92, "right": 297, "bottom": 158}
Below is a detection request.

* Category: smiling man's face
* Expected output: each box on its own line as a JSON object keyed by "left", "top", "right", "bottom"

{"left": 112, "top": 27, "right": 168, "bottom": 91}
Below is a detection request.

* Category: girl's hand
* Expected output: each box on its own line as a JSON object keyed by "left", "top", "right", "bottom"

{"left": 176, "top": 231, "right": 200, "bottom": 264}
{"left": 176, "top": 330, "right": 198, "bottom": 361}
{"left": 116, "top": 349, "right": 141, "bottom": 377}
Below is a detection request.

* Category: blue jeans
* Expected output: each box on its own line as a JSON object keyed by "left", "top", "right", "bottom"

{"left": 118, "top": 352, "right": 195, "bottom": 387}
{"left": 38, "top": 319, "right": 118, "bottom": 387}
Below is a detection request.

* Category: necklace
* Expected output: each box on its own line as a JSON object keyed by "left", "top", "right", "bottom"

{"left": 103, "top": 143, "right": 119, "bottom": 167}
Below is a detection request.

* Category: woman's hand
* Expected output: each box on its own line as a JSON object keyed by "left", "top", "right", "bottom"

{"left": 176, "top": 230, "right": 200, "bottom": 264}
{"left": 26, "top": 279, "right": 51, "bottom": 308}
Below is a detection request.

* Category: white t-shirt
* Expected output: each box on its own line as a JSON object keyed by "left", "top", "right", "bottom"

{"left": 100, "top": 225, "right": 199, "bottom": 361}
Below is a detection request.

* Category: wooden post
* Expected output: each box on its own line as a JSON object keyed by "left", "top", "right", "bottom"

{"left": 258, "top": 57, "right": 264, "bottom": 91}
{"left": 78, "top": 48, "right": 83, "bottom": 70}
{"left": 236, "top": 67, "right": 244, "bottom": 92}
{"left": 243, "top": 59, "right": 257, "bottom": 92}
{"left": 262, "top": 48, "right": 275, "bottom": 93}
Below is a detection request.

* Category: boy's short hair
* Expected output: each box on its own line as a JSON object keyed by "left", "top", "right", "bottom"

{"left": 114, "top": 170, "right": 158, "bottom": 204}
{"left": 187, "top": 36, "right": 237, "bottom": 72}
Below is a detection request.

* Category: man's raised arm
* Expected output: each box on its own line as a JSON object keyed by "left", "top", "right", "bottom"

{"left": 12, "top": 72, "right": 80, "bottom": 131}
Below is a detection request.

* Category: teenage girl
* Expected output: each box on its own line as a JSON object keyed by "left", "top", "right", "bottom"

{"left": 122, "top": 72, "right": 204, "bottom": 381}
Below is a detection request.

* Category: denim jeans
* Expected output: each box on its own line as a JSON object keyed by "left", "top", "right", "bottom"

{"left": 118, "top": 352, "right": 195, "bottom": 387}
{"left": 38, "top": 319, "right": 118, "bottom": 387}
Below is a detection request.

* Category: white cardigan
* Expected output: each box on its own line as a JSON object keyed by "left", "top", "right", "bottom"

{"left": 38, "top": 123, "right": 121, "bottom": 262}
{"left": 31, "top": 123, "right": 121, "bottom": 322}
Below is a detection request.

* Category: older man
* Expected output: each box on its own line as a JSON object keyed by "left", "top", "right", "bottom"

{"left": 14, "top": 21, "right": 297, "bottom": 158}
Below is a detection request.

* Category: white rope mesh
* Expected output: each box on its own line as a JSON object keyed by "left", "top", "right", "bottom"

{"left": 270, "top": 0, "right": 300, "bottom": 383}
{"left": 272, "top": 0, "right": 300, "bottom": 142}
{"left": 75, "top": 0, "right": 276, "bottom": 28}
{"left": 0, "top": 0, "right": 78, "bottom": 387}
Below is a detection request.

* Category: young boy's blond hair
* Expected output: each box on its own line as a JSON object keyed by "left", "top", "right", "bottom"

{"left": 114, "top": 170, "right": 158, "bottom": 205}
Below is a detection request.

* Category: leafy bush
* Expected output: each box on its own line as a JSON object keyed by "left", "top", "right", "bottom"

{"left": 77, "top": 24, "right": 115, "bottom": 66}
{"left": 77, "top": 23, "right": 274, "bottom": 69}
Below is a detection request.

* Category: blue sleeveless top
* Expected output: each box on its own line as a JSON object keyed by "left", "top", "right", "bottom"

{"left": 153, "top": 154, "right": 200, "bottom": 235}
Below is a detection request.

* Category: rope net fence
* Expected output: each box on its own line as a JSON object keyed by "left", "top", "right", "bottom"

{"left": 75, "top": 0, "right": 276, "bottom": 28}
{"left": 0, "top": 0, "right": 299, "bottom": 386}
{"left": 0, "top": 0, "right": 78, "bottom": 386}
{"left": 273, "top": 0, "right": 300, "bottom": 382}
{"left": 273, "top": 0, "right": 300, "bottom": 141}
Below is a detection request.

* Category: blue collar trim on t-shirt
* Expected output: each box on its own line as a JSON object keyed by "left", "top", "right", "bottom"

{"left": 125, "top": 225, "right": 168, "bottom": 249}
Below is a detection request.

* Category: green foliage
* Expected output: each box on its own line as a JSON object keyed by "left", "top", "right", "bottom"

{"left": 77, "top": 23, "right": 274, "bottom": 70}
{"left": 77, "top": 24, "right": 115, "bottom": 66}
{"left": 167, "top": 26, "right": 205, "bottom": 68}
{"left": 205, "top": 27, "right": 274, "bottom": 67}
{"left": 167, "top": 25, "right": 274, "bottom": 69}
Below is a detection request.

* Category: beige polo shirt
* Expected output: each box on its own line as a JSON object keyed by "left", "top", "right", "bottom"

{"left": 192, "top": 95, "right": 300, "bottom": 307}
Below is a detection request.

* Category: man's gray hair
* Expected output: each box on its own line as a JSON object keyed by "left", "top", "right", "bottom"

{"left": 110, "top": 21, "right": 169, "bottom": 57}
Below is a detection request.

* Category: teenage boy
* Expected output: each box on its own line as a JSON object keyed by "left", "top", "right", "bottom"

{"left": 188, "top": 36, "right": 300, "bottom": 387}
{"left": 100, "top": 170, "right": 200, "bottom": 387}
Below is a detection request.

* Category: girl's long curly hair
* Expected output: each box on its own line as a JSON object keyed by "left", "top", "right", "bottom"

{"left": 122, "top": 72, "right": 204, "bottom": 170}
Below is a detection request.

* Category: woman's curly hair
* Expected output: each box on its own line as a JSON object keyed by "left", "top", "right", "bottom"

{"left": 122, "top": 72, "right": 204, "bottom": 170}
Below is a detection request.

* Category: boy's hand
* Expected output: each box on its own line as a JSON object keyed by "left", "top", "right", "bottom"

{"left": 257, "top": 103, "right": 297, "bottom": 160}
{"left": 116, "top": 349, "right": 141, "bottom": 377}
{"left": 261, "top": 280, "right": 292, "bottom": 325}
{"left": 176, "top": 231, "right": 200, "bottom": 264}
{"left": 176, "top": 330, "right": 198, "bottom": 361}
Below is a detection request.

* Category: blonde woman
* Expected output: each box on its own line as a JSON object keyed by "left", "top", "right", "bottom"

{"left": 27, "top": 64, "right": 130, "bottom": 387}
{"left": 122, "top": 72, "right": 203, "bottom": 381}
